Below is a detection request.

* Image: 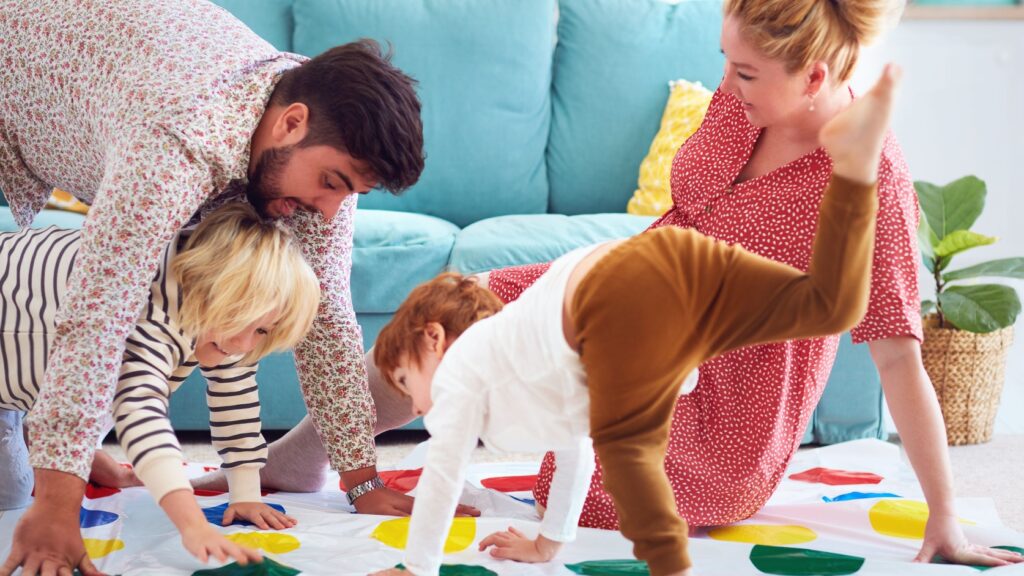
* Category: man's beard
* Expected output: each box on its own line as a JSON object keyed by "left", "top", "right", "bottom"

{"left": 246, "top": 145, "right": 295, "bottom": 218}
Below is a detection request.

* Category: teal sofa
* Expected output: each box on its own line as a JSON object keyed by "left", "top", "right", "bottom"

{"left": 0, "top": 0, "right": 886, "bottom": 444}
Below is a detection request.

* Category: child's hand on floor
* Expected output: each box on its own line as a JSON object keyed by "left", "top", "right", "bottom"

{"left": 478, "top": 526, "right": 562, "bottom": 563}
{"left": 181, "top": 523, "right": 263, "bottom": 566}
{"left": 223, "top": 502, "right": 298, "bottom": 530}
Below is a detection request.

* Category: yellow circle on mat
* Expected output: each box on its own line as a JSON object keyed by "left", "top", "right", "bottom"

{"left": 708, "top": 525, "right": 818, "bottom": 546}
{"left": 372, "top": 517, "right": 476, "bottom": 553}
{"left": 226, "top": 532, "right": 301, "bottom": 554}
{"left": 83, "top": 538, "right": 125, "bottom": 559}
{"left": 869, "top": 500, "right": 974, "bottom": 539}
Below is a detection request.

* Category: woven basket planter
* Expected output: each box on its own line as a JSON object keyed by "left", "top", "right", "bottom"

{"left": 921, "top": 314, "right": 1014, "bottom": 445}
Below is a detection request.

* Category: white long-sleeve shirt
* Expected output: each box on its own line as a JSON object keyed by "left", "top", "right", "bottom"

{"left": 404, "top": 245, "right": 602, "bottom": 576}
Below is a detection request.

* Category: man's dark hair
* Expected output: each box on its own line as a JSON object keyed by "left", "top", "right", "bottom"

{"left": 272, "top": 39, "right": 424, "bottom": 193}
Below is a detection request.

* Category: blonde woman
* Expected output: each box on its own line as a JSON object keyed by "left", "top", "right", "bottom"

{"left": 0, "top": 203, "right": 320, "bottom": 566}
{"left": 483, "top": 0, "right": 1019, "bottom": 568}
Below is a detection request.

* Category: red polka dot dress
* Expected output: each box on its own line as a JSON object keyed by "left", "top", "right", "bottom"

{"left": 489, "top": 89, "right": 923, "bottom": 529}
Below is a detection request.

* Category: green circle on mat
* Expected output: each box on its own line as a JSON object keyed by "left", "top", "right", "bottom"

{"left": 396, "top": 564, "right": 497, "bottom": 575}
{"left": 192, "top": 558, "right": 300, "bottom": 576}
{"left": 934, "top": 545, "right": 1024, "bottom": 572}
{"left": 565, "top": 559, "right": 650, "bottom": 575}
{"left": 749, "top": 545, "right": 865, "bottom": 575}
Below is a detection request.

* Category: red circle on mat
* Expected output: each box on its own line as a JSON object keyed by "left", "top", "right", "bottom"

{"left": 481, "top": 475, "right": 538, "bottom": 492}
{"left": 340, "top": 469, "right": 424, "bottom": 493}
{"left": 789, "top": 467, "right": 883, "bottom": 486}
{"left": 84, "top": 484, "right": 121, "bottom": 499}
{"left": 193, "top": 488, "right": 278, "bottom": 497}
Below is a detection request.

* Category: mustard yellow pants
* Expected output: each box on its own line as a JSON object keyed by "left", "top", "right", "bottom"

{"left": 572, "top": 174, "right": 878, "bottom": 574}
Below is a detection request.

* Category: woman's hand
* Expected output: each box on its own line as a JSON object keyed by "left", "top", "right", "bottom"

{"left": 915, "top": 514, "right": 1023, "bottom": 567}
{"left": 478, "top": 526, "right": 562, "bottom": 563}
{"left": 223, "top": 502, "right": 298, "bottom": 530}
{"left": 369, "top": 568, "right": 408, "bottom": 575}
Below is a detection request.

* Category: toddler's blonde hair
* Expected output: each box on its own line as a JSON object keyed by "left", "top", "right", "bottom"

{"left": 172, "top": 203, "right": 320, "bottom": 364}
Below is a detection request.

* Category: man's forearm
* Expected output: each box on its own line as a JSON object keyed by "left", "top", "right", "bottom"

{"left": 31, "top": 468, "right": 86, "bottom": 517}
{"left": 340, "top": 465, "right": 380, "bottom": 491}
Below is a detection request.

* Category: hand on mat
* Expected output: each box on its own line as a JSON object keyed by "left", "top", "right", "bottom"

{"left": 478, "top": 526, "right": 562, "bottom": 563}
{"left": 915, "top": 514, "right": 1024, "bottom": 567}
{"left": 355, "top": 487, "right": 479, "bottom": 517}
{"left": 369, "top": 568, "right": 408, "bottom": 575}
{"left": 182, "top": 524, "right": 263, "bottom": 565}
{"left": 223, "top": 502, "right": 298, "bottom": 530}
{"left": 0, "top": 501, "right": 105, "bottom": 576}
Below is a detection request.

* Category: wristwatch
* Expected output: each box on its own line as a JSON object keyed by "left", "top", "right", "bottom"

{"left": 346, "top": 475, "right": 386, "bottom": 506}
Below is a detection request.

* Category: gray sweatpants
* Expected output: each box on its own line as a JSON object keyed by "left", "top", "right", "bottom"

{"left": 0, "top": 409, "right": 32, "bottom": 510}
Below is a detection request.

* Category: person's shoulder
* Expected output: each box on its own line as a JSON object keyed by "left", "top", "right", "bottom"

{"left": 876, "top": 131, "right": 914, "bottom": 197}
{"left": 704, "top": 88, "right": 746, "bottom": 122}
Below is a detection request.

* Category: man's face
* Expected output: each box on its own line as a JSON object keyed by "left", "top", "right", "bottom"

{"left": 246, "top": 143, "right": 378, "bottom": 220}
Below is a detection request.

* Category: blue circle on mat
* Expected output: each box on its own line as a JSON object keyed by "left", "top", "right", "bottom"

{"left": 822, "top": 492, "right": 901, "bottom": 503}
{"left": 202, "top": 502, "right": 287, "bottom": 527}
{"left": 80, "top": 507, "right": 119, "bottom": 528}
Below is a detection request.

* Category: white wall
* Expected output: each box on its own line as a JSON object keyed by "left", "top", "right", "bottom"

{"left": 852, "top": 18, "right": 1024, "bottom": 433}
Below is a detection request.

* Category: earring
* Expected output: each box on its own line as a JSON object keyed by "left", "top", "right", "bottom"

{"left": 808, "top": 93, "right": 816, "bottom": 112}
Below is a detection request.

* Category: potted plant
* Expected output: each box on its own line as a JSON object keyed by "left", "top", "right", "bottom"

{"left": 916, "top": 175, "right": 1023, "bottom": 445}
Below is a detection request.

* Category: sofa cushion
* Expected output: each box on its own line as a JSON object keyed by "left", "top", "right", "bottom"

{"left": 547, "top": 0, "right": 725, "bottom": 215}
{"left": 211, "top": 0, "right": 294, "bottom": 52}
{"left": 170, "top": 352, "right": 308, "bottom": 430}
{"left": 352, "top": 209, "right": 459, "bottom": 314}
{"left": 449, "top": 213, "right": 655, "bottom": 274}
{"left": 292, "top": 0, "right": 556, "bottom": 227}
{"left": 809, "top": 333, "right": 887, "bottom": 444}
{"left": 0, "top": 207, "right": 87, "bottom": 232}
{"left": 627, "top": 79, "right": 713, "bottom": 217}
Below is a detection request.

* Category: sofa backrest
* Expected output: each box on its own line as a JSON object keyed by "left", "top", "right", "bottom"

{"left": 292, "top": 0, "right": 556, "bottom": 229}
{"left": 213, "top": 0, "right": 726, "bottom": 225}
{"left": 547, "top": 0, "right": 725, "bottom": 215}
{"left": 211, "top": 0, "right": 295, "bottom": 52}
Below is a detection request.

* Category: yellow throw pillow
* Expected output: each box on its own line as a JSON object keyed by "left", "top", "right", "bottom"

{"left": 47, "top": 188, "right": 90, "bottom": 214}
{"left": 627, "top": 79, "right": 713, "bottom": 216}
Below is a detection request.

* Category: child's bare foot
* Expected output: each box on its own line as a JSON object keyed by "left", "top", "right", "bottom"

{"left": 89, "top": 449, "right": 143, "bottom": 488}
{"left": 819, "top": 63, "right": 903, "bottom": 185}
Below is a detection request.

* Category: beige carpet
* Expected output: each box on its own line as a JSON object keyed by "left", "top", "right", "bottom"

{"left": 114, "top": 431, "right": 1023, "bottom": 531}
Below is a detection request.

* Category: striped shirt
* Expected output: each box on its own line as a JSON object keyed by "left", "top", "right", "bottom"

{"left": 0, "top": 227, "right": 267, "bottom": 504}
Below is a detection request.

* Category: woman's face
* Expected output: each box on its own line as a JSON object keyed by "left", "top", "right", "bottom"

{"left": 719, "top": 15, "right": 815, "bottom": 128}
{"left": 195, "top": 311, "right": 279, "bottom": 366}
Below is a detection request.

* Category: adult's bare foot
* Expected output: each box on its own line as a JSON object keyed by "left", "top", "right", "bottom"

{"left": 89, "top": 449, "right": 142, "bottom": 488}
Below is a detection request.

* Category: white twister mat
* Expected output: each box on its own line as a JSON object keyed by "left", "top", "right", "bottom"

{"left": 1, "top": 439, "right": 1022, "bottom": 575}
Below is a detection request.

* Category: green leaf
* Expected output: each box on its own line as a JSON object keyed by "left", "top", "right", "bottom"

{"left": 915, "top": 176, "right": 986, "bottom": 239}
{"left": 939, "top": 284, "right": 1021, "bottom": 333}
{"left": 933, "top": 230, "right": 997, "bottom": 259}
{"left": 921, "top": 300, "right": 936, "bottom": 317}
{"left": 917, "top": 213, "right": 938, "bottom": 261}
{"left": 943, "top": 257, "right": 1024, "bottom": 282}
{"left": 937, "top": 255, "right": 952, "bottom": 272}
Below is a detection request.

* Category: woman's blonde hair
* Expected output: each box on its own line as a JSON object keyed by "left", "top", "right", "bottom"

{"left": 172, "top": 203, "right": 320, "bottom": 364}
{"left": 723, "top": 0, "right": 903, "bottom": 82}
